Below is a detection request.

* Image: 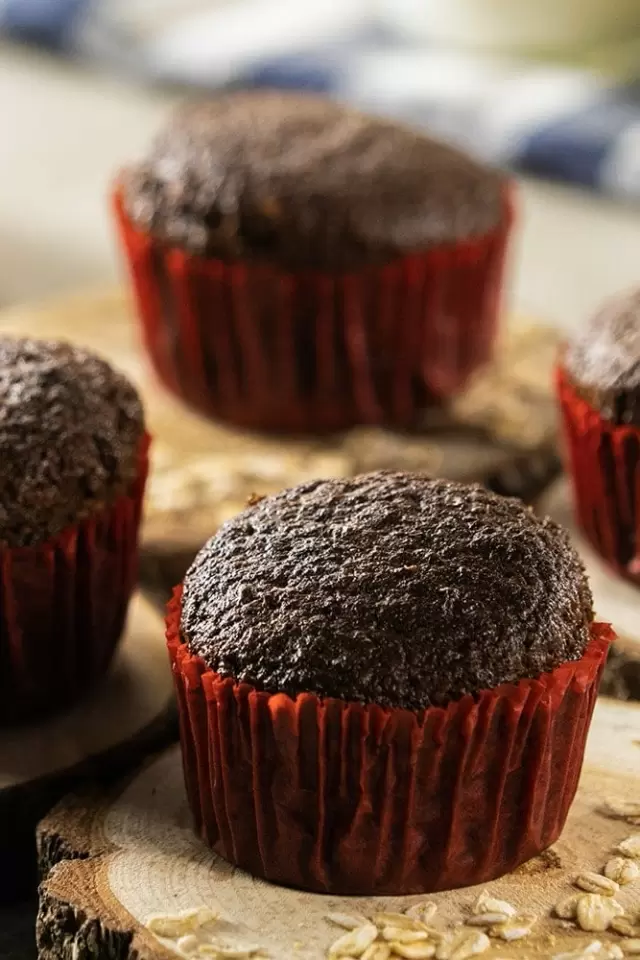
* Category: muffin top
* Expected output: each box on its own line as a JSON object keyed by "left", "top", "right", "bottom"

{"left": 0, "top": 337, "right": 145, "bottom": 547}
{"left": 181, "top": 471, "right": 592, "bottom": 710}
{"left": 123, "top": 91, "right": 506, "bottom": 269}
{"left": 564, "top": 289, "right": 640, "bottom": 424}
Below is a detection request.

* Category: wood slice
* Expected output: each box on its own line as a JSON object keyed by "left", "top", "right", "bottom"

{"left": 36, "top": 698, "right": 640, "bottom": 960}
{"left": 0, "top": 595, "right": 176, "bottom": 902}
{"left": 539, "top": 478, "right": 640, "bottom": 701}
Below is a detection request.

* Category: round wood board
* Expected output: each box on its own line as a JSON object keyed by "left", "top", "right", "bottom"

{"left": 37, "top": 698, "right": 640, "bottom": 960}
{"left": 1, "top": 594, "right": 176, "bottom": 901}
{"left": 539, "top": 479, "right": 640, "bottom": 657}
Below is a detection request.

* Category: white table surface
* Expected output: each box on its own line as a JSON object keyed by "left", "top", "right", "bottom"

{"left": 2, "top": 42, "right": 640, "bottom": 330}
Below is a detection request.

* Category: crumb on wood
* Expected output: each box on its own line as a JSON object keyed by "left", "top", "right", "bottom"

{"left": 513, "top": 849, "right": 563, "bottom": 876}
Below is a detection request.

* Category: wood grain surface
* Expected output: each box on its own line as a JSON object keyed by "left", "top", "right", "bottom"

{"left": 36, "top": 698, "right": 640, "bottom": 960}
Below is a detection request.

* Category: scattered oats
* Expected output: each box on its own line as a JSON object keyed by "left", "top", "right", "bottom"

{"left": 197, "top": 948, "right": 257, "bottom": 959}
{"left": 381, "top": 927, "right": 429, "bottom": 944}
{"left": 177, "top": 934, "right": 200, "bottom": 955}
{"left": 389, "top": 943, "right": 436, "bottom": 960}
{"left": 436, "top": 930, "right": 490, "bottom": 959}
{"left": 601, "top": 801, "right": 640, "bottom": 821}
{"left": 146, "top": 908, "right": 218, "bottom": 938}
{"left": 605, "top": 858, "right": 640, "bottom": 885}
{"left": 327, "top": 914, "right": 369, "bottom": 931}
{"left": 616, "top": 836, "right": 640, "bottom": 859}
{"left": 465, "top": 914, "right": 511, "bottom": 927}
{"left": 622, "top": 940, "right": 640, "bottom": 955}
{"left": 555, "top": 894, "right": 582, "bottom": 919}
{"left": 361, "top": 945, "right": 391, "bottom": 960}
{"left": 551, "top": 942, "right": 603, "bottom": 960}
{"left": 405, "top": 903, "right": 438, "bottom": 924}
{"left": 559, "top": 921, "right": 577, "bottom": 930}
{"left": 328, "top": 923, "right": 378, "bottom": 958}
{"left": 373, "top": 914, "right": 422, "bottom": 931}
{"left": 599, "top": 947, "right": 624, "bottom": 960}
{"left": 611, "top": 916, "right": 640, "bottom": 937}
{"left": 419, "top": 927, "right": 446, "bottom": 943}
{"left": 575, "top": 872, "right": 621, "bottom": 895}
{"left": 576, "top": 894, "right": 624, "bottom": 932}
{"left": 489, "top": 915, "right": 536, "bottom": 941}
{"left": 471, "top": 891, "right": 516, "bottom": 919}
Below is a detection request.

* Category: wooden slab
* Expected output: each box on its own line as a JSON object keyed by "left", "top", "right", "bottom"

{"left": 0, "top": 594, "right": 176, "bottom": 902}
{"left": 36, "top": 697, "right": 640, "bottom": 960}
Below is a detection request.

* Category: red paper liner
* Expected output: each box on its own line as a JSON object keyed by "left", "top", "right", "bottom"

{"left": 557, "top": 366, "right": 640, "bottom": 584}
{"left": 114, "top": 185, "right": 514, "bottom": 433}
{"left": 167, "top": 586, "right": 611, "bottom": 895}
{"left": 0, "top": 435, "right": 150, "bottom": 724}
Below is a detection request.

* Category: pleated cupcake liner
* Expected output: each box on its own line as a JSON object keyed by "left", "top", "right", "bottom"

{"left": 167, "top": 586, "right": 611, "bottom": 895}
{"left": 0, "top": 435, "right": 150, "bottom": 724}
{"left": 114, "top": 185, "right": 514, "bottom": 433}
{"left": 558, "top": 367, "right": 640, "bottom": 584}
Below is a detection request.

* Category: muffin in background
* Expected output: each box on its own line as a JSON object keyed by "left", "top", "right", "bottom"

{"left": 0, "top": 337, "right": 149, "bottom": 722}
{"left": 558, "top": 289, "right": 640, "bottom": 583}
{"left": 114, "top": 91, "right": 513, "bottom": 433}
{"left": 167, "top": 471, "right": 610, "bottom": 895}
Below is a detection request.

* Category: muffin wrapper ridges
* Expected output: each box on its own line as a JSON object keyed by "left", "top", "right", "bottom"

{"left": 167, "top": 586, "right": 611, "bottom": 895}
{"left": 558, "top": 366, "right": 640, "bottom": 583}
{"left": 114, "top": 186, "right": 514, "bottom": 432}
{"left": 0, "top": 435, "right": 150, "bottom": 722}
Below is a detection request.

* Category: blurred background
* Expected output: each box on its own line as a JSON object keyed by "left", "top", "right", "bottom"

{"left": 2, "top": 0, "right": 640, "bottom": 327}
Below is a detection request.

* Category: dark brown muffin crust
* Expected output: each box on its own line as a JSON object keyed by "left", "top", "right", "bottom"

{"left": 564, "top": 289, "right": 640, "bottom": 425}
{"left": 181, "top": 471, "right": 593, "bottom": 710}
{"left": 123, "top": 91, "right": 506, "bottom": 269}
{"left": 0, "top": 337, "right": 145, "bottom": 547}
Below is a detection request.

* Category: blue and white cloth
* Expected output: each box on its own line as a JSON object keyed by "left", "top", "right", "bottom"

{"left": 2, "top": 0, "right": 640, "bottom": 199}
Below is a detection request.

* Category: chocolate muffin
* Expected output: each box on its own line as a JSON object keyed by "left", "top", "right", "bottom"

{"left": 123, "top": 94, "right": 504, "bottom": 269}
{"left": 168, "top": 471, "right": 611, "bottom": 895}
{"left": 0, "top": 337, "right": 144, "bottom": 547}
{"left": 564, "top": 288, "right": 640, "bottom": 424}
{"left": 114, "top": 91, "right": 513, "bottom": 431}
{"left": 559, "top": 289, "right": 640, "bottom": 582}
{"left": 0, "top": 337, "right": 149, "bottom": 721}
{"left": 182, "top": 473, "right": 592, "bottom": 708}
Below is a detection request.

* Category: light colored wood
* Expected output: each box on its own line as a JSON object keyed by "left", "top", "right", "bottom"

{"left": 539, "top": 478, "right": 640, "bottom": 654}
{"left": 37, "top": 697, "right": 640, "bottom": 960}
{"left": 0, "top": 594, "right": 173, "bottom": 789}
